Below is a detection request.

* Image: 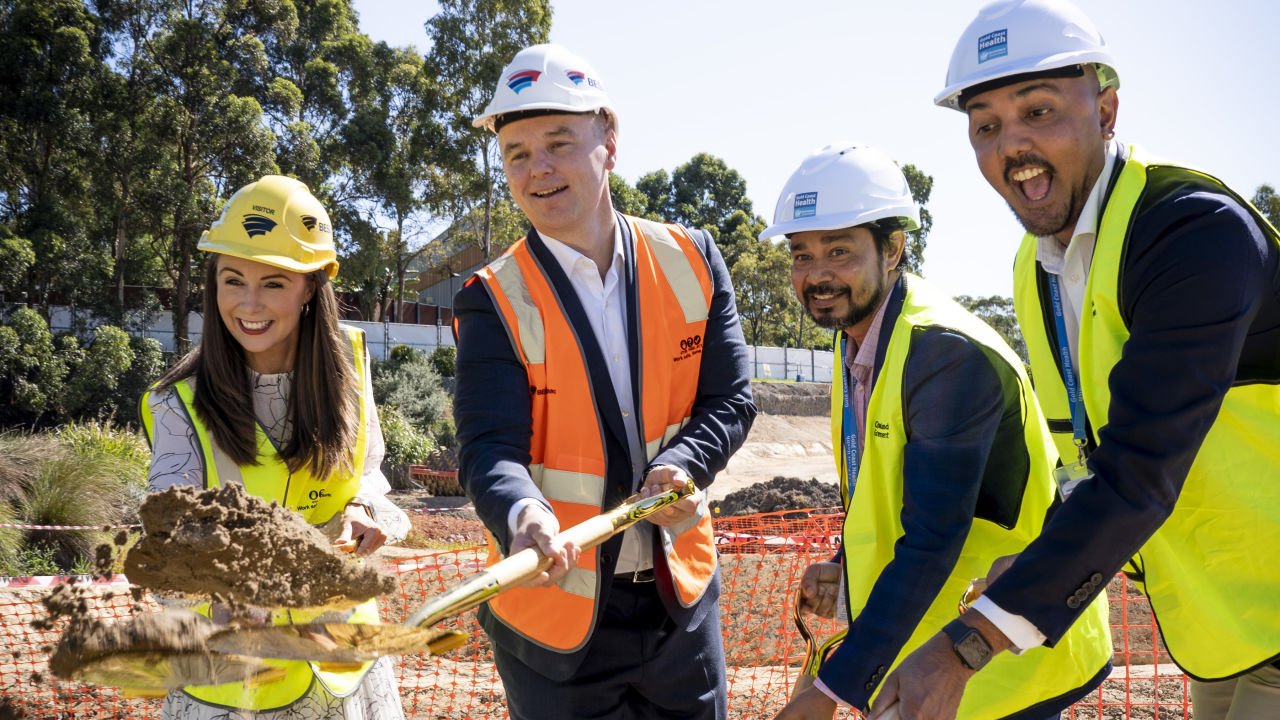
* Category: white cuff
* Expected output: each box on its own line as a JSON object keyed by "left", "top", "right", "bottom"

{"left": 971, "top": 595, "right": 1046, "bottom": 653}
{"left": 506, "top": 497, "right": 550, "bottom": 538}
{"left": 812, "top": 678, "right": 849, "bottom": 707}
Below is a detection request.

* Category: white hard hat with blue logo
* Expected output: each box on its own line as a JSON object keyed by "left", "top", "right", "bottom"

{"left": 935, "top": 0, "right": 1119, "bottom": 112}
{"left": 760, "top": 143, "right": 920, "bottom": 241}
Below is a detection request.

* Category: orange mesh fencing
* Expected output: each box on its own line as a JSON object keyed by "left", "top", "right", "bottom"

{"left": 0, "top": 509, "right": 1193, "bottom": 718}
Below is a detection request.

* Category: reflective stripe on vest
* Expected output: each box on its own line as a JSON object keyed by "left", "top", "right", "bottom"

{"left": 139, "top": 326, "right": 380, "bottom": 710}
{"left": 474, "top": 215, "right": 716, "bottom": 653}
{"left": 833, "top": 275, "right": 1112, "bottom": 717}
{"left": 1013, "top": 146, "right": 1280, "bottom": 680}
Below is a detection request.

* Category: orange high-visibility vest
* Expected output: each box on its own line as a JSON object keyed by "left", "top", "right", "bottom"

{"left": 473, "top": 215, "right": 718, "bottom": 653}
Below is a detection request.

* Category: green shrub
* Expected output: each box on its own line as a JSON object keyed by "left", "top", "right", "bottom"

{"left": 379, "top": 404, "right": 435, "bottom": 489}
{"left": 374, "top": 353, "right": 449, "bottom": 434}
{"left": 386, "top": 344, "right": 424, "bottom": 368}
{"left": 429, "top": 345, "right": 456, "bottom": 378}
{"left": 54, "top": 420, "right": 150, "bottom": 512}
{"left": 0, "top": 308, "right": 66, "bottom": 422}
{"left": 0, "top": 426, "right": 142, "bottom": 571}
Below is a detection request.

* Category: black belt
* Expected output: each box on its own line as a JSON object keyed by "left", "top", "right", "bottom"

{"left": 614, "top": 568, "right": 655, "bottom": 583}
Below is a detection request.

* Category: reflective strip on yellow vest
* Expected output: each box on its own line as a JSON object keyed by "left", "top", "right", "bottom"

{"left": 140, "top": 326, "right": 381, "bottom": 710}
{"left": 1013, "top": 146, "right": 1280, "bottom": 680}
{"left": 474, "top": 216, "right": 716, "bottom": 653}
{"left": 832, "top": 275, "right": 1111, "bottom": 717}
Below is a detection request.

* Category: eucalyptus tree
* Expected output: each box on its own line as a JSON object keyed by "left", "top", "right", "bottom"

{"left": 424, "top": 0, "right": 551, "bottom": 261}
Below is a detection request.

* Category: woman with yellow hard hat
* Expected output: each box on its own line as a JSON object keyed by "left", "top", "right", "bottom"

{"left": 139, "top": 175, "right": 409, "bottom": 719}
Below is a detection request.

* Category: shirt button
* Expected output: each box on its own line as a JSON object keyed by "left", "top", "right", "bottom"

{"left": 622, "top": 411, "right": 630, "bottom": 417}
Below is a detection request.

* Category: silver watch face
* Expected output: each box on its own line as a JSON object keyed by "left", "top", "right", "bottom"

{"left": 956, "top": 630, "right": 992, "bottom": 670}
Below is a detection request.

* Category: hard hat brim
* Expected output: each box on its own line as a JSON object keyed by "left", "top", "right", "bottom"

{"left": 201, "top": 240, "right": 339, "bottom": 279}
{"left": 935, "top": 53, "right": 1118, "bottom": 111}
{"left": 761, "top": 206, "right": 921, "bottom": 242}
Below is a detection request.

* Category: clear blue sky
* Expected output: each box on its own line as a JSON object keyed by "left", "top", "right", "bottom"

{"left": 352, "top": 0, "right": 1279, "bottom": 298}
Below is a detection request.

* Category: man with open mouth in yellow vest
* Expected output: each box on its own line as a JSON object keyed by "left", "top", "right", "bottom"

{"left": 876, "top": 2, "right": 1280, "bottom": 719}
{"left": 766, "top": 144, "right": 1110, "bottom": 720}
{"left": 452, "top": 43, "right": 756, "bottom": 719}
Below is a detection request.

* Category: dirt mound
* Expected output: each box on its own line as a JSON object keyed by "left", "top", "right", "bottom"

{"left": 124, "top": 484, "right": 395, "bottom": 609}
{"left": 749, "top": 382, "right": 829, "bottom": 417}
{"left": 710, "top": 477, "right": 842, "bottom": 517}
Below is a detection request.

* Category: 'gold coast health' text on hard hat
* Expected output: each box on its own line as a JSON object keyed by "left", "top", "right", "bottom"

{"left": 472, "top": 43, "right": 614, "bottom": 133}
{"left": 198, "top": 175, "right": 339, "bottom": 278}
{"left": 935, "top": 0, "right": 1119, "bottom": 112}
{"left": 761, "top": 143, "right": 921, "bottom": 241}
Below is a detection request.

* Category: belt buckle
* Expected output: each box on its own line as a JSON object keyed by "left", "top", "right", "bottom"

{"left": 631, "top": 568, "right": 655, "bottom": 583}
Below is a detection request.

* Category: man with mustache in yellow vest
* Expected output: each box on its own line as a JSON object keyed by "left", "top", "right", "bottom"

{"left": 875, "top": 2, "right": 1280, "bottom": 719}
{"left": 452, "top": 44, "right": 756, "bottom": 719}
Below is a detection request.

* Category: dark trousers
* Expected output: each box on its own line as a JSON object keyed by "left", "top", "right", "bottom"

{"left": 493, "top": 576, "right": 727, "bottom": 720}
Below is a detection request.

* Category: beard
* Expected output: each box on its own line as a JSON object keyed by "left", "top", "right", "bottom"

{"left": 1003, "top": 154, "right": 1086, "bottom": 238}
{"left": 804, "top": 271, "right": 887, "bottom": 331}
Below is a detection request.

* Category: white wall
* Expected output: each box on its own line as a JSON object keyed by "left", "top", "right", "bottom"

{"left": 47, "top": 307, "right": 833, "bottom": 380}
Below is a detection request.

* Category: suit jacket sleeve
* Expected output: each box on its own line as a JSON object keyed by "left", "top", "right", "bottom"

{"left": 985, "top": 188, "right": 1275, "bottom": 642}
{"left": 452, "top": 277, "right": 543, "bottom": 551}
{"left": 647, "top": 229, "right": 757, "bottom": 488}
{"left": 818, "top": 329, "right": 1006, "bottom": 709}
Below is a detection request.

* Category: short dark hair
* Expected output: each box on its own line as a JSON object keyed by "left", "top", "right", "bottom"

{"left": 864, "top": 218, "right": 909, "bottom": 265}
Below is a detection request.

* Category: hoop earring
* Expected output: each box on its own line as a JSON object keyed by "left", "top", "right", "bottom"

{"left": 302, "top": 303, "right": 310, "bottom": 317}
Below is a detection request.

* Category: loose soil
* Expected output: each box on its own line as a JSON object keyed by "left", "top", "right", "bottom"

{"left": 124, "top": 484, "right": 395, "bottom": 609}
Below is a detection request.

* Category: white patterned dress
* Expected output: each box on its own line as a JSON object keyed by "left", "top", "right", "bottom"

{"left": 144, "top": 368, "right": 409, "bottom": 720}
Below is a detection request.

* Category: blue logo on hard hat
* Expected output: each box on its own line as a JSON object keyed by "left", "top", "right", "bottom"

{"left": 566, "top": 70, "right": 585, "bottom": 85}
{"left": 507, "top": 70, "right": 542, "bottom": 94}
{"left": 241, "top": 214, "right": 278, "bottom": 237}
{"left": 794, "top": 192, "right": 818, "bottom": 219}
{"left": 978, "top": 29, "right": 1008, "bottom": 64}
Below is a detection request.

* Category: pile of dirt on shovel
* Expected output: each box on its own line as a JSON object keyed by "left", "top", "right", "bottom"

{"left": 125, "top": 484, "right": 395, "bottom": 609}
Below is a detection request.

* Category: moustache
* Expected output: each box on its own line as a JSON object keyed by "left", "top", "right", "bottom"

{"left": 804, "top": 283, "right": 848, "bottom": 301}
{"left": 1004, "top": 154, "right": 1056, "bottom": 184}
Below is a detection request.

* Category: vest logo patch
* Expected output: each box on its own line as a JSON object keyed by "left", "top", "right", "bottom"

{"left": 873, "top": 420, "right": 890, "bottom": 439}
{"left": 308, "top": 488, "right": 332, "bottom": 502}
{"left": 793, "top": 192, "right": 818, "bottom": 219}
{"left": 530, "top": 385, "right": 557, "bottom": 396}
{"left": 977, "top": 29, "right": 1008, "bottom": 64}
{"left": 675, "top": 334, "right": 703, "bottom": 362}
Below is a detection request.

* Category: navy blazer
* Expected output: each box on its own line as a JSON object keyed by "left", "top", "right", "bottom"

{"left": 452, "top": 214, "right": 756, "bottom": 680}
{"left": 816, "top": 276, "right": 1108, "bottom": 713}
{"left": 986, "top": 155, "right": 1280, "bottom": 649}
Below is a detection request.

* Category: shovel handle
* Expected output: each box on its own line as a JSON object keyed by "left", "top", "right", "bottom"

{"left": 406, "top": 480, "right": 695, "bottom": 628}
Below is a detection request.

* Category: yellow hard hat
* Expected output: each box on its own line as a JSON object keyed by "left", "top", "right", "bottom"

{"left": 199, "top": 175, "right": 339, "bottom": 278}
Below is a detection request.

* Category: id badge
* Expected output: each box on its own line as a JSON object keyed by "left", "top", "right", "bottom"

{"left": 1053, "top": 462, "right": 1094, "bottom": 501}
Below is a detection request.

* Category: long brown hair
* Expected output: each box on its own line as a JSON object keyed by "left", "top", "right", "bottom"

{"left": 154, "top": 256, "right": 361, "bottom": 479}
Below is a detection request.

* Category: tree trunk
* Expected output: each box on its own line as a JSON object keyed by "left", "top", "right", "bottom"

{"left": 483, "top": 141, "right": 493, "bottom": 261}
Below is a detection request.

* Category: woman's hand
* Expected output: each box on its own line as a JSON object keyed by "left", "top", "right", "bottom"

{"left": 337, "top": 502, "right": 388, "bottom": 555}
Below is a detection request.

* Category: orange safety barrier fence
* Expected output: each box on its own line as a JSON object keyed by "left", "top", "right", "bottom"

{"left": 0, "top": 509, "right": 1192, "bottom": 718}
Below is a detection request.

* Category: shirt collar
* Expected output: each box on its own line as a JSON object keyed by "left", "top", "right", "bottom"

{"left": 1035, "top": 138, "right": 1120, "bottom": 273}
{"left": 539, "top": 223, "right": 624, "bottom": 280}
{"left": 844, "top": 276, "right": 897, "bottom": 376}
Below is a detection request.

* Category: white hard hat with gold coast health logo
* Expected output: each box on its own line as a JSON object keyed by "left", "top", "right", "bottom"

{"left": 199, "top": 175, "right": 339, "bottom": 278}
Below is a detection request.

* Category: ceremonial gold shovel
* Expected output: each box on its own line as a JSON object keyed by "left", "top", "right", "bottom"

{"left": 207, "top": 480, "right": 697, "bottom": 664}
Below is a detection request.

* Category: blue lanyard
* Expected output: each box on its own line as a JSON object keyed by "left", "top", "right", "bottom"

{"left": 842, "top": 364, "right": 860, "bottom": 493}
{"left": 1047, "top": 275, "right": 1089, "bottom": 463}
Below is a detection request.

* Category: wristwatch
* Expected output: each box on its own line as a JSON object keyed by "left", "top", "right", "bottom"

{"left": 941, "top": 619, "right": 993, "bottom": 671}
